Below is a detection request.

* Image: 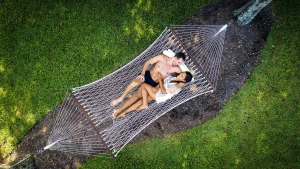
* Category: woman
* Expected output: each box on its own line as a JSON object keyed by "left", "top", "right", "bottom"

{"left": 113, "top": 71, "right": 193, "bottom": 118}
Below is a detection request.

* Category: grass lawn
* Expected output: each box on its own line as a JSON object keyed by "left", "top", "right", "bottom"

{"left": 80, "top": 0, "right": 300, "bottom": 168}
{"left": 1, "top": 0, "right": 299, "bottom": 168}
{"left": 0, "top": 0, "right": 210, "bottom": 160}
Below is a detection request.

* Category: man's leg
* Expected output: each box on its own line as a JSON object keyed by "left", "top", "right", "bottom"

{"left": 111, "top": 79, "right": 142, "bottom": 106}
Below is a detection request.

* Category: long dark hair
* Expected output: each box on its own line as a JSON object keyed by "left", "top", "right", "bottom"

{"left": 170, "top": 71, "right": 193, "bottom": 83}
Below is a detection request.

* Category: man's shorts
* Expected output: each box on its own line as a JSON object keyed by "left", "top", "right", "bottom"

{"left": 144, "top": 71, "right": 158, "bottom": 87}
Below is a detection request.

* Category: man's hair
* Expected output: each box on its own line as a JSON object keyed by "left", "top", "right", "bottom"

{"left": 175, "top": 52, "right": 186, "bottom": 61}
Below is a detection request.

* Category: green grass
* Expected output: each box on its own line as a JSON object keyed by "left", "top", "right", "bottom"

{"left": 80, "top": 0, "right": 300, "bottom": 168}
{"left": 0, "top": 0, "right": 210, "bottom": 160}
{"left": 1, "top": 0, "right": 299, "bottom": 168}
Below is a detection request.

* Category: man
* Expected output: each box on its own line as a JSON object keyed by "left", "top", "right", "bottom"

{"left": 110, "top": 52, "right": 186, "bottom": 110}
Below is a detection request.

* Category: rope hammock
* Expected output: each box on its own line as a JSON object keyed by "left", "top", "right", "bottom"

{"left": 44, "top": 24, "right": 227, "bottom": 158}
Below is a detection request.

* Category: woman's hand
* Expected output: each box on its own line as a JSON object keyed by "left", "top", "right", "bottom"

{"left": 169, "top": 86, "right": 177, "bottom": 94}
{"left": 151, "top": 87, "right": 157, "bottom": 94}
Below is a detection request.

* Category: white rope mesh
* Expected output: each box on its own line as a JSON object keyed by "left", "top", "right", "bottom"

{"left": 45, "top": 25, "right": 227, "bottom": 157}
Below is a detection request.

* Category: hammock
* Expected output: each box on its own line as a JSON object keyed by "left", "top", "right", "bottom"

{"left": 44, "top": 24, "right": 227, "bottom": 158}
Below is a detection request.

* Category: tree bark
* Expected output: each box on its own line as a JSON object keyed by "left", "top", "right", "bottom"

{"left": 234, "top": 0, "right": 272, "bottom": 26}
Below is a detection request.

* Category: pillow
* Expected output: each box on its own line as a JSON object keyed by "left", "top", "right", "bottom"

{"left": 163, "top": 49, "right": 175, "bottom": 57}
{"left": 179, "top": 62, "right": 190, "bottom": 72}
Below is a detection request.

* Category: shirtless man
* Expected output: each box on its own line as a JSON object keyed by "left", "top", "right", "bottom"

{"left": 111, "top": 52, "right": 186, "bottom": 118}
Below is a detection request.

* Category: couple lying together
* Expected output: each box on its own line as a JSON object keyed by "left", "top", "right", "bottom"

{"left": 111, "top": 52, "right": 193, "bottom": 118}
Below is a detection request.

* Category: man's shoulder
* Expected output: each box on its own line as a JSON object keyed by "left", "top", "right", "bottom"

{"left": 155, "top": 53, "right": 167, "bottom": 59}
{"left": 173, "top": 66, "right": 182, "bottom": 72}
{"left": 153, "top": 54, "right": 167, "bottom": 62}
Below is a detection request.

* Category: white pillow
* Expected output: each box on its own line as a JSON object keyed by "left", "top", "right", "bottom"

{"left": 163, "top": 49, "right": 175, "bottom": 57}
{"left": 179, "top": 62, "right": 189, "bottom": 72}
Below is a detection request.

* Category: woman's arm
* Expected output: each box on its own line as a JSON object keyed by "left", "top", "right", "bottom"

{"left": 169, "top": 82, "right": 185, "bottom": 93}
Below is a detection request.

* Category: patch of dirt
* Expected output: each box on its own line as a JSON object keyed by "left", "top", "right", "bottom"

{"left": 1, "top": 0, "right": 273, "bottom": 168}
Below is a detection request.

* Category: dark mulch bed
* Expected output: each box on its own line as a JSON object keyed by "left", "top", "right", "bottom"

{"left": 2, "top": 0, "right": 273, "bottom": 168}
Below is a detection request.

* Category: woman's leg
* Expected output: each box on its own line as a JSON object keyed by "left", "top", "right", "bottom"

{"left": 113, "top": 89, "right": 142, "bottom": 118}
{"left": 117, "top": 99, "right": 143, "bottom": 118}
{"left": 113, "top": 84, "right": 156, "bottom": 118}
{"left": 138, "top": 83, "right": 156, "bottom": 110}
{"left": 137, "top": 95, "right": 154, "bottom": 110}
{"left": 111, "top": 79, "right": 143, "bottom": 106}
{"left": 118, "top": 95, "right": 155, "bottom": 117}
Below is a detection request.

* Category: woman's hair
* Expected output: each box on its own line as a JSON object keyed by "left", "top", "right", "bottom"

{"left": 184, "top": 71, "right": 193, "bottom": 82}
{"left": 171, "top": 71, "right": 193, "bottom": 83}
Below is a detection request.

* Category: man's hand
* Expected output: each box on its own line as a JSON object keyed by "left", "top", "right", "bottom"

{"left": 136, "top": 75, "right": 145, "bottom": 82}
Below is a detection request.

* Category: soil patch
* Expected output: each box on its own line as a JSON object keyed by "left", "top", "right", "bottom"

{"left": 1, "top": 0, "right": 273, "bottom": 168}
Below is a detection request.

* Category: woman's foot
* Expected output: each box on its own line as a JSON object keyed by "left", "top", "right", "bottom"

{"left": 137, "top": 105, "right": 148, "bottom": 110}
{"left": 118, "top": 113, "right": 126, "bottom": 118}
{"left": 112, "top": 109, "right": 119, "bottom": 119}
{"left": 110, "top": 98, "right": 123, "bottom": 106}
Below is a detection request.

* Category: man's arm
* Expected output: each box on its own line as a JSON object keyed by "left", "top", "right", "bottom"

{"left": 136, "top": 54, "right": 164, "bottom": 81}
{"left": 174, "top": 66, "right": 183, "bottom": 74}
{"left": 141, "top": 54, "right": 164, "bottom": 75}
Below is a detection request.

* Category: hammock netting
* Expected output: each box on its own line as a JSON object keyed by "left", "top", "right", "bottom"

{"left": 45, "top": 24, "right": 227, "bottom": 157}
